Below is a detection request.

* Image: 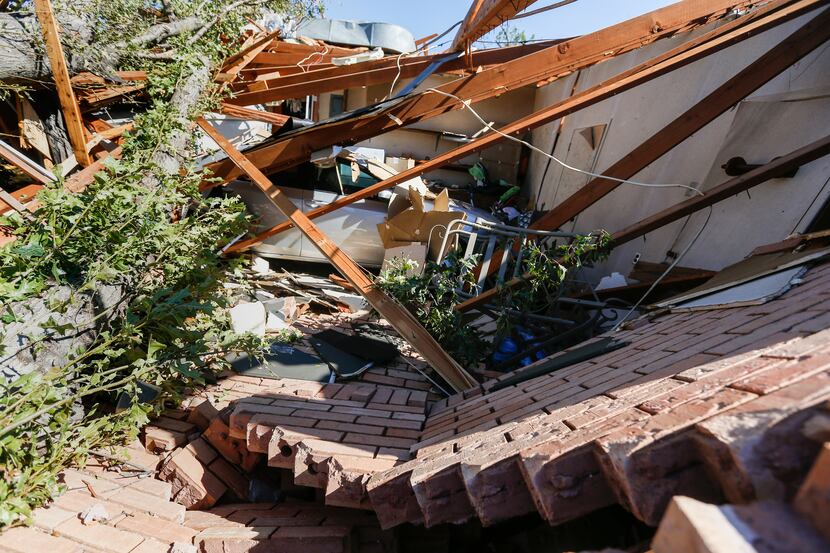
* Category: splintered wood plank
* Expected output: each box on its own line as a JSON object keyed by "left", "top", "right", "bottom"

{"left": 195, "top": 117, "right": 476, "bottom": 392}
{"left": 34, "top": 0, "right": 92, "bottom": 167}
{"left": 218, "top": 29, "right": 282, "bottom": 83}
{"left": 217, "top": 104, "right": 290, "bottom": 128}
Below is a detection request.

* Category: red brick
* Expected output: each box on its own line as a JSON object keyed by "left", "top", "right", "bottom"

{"left": 115, "top": 511, "right": 197, "bottom": 543}
{"left": 343, "top": 433, "right": 414, "bottom": 449}
{"left": 158, "top": 447, "right": 227, "bottom": 509}
{"left": 730, "top": 353, "right": 830, "bottom": 395}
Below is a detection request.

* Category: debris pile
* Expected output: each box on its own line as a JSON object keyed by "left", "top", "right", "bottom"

{"left": 2, "top": 0, "right": 830, "bottom": 551}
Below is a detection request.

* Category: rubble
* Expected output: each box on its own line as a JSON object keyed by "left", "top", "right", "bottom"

{"left": 3, "top": 0, "right": 830, "bottom": 551}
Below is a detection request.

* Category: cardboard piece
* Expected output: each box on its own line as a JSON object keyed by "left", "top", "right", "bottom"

{"left": 377, "top": 188, "right": 465, "bottom": 260}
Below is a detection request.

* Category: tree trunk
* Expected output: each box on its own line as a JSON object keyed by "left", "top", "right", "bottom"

{"left": 0, "top": 55, "right": 213, "bottom": 383}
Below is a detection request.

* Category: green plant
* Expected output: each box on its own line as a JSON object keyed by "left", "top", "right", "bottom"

{"left": 377, "top": 231, "right": 611, "bottom": 370}
{"left": 377, "top": 253, "right": 488, "bottom": 368}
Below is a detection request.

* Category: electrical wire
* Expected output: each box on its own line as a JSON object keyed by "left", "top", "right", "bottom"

{"left": 382, "top": 52, "right": 407, "bottom": 101}
{"left": 425, "top": 88, "right": 704, "bottom": 196}
{"left": 612, "top": 205, "right": 713, "bottom": 331}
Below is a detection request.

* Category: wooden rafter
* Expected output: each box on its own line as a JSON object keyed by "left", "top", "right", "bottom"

{"left": 610, "top": 135, "right": 830, "bottom": 247}
{"left": 217, "top": 104, "right": 291, "bottom": 128}
{"left": 451, "top": 0, "right": 539, "bottom": 51}
{"left": 224, "top": 0, "right": 816, "bottom": 254}
{"left": 34, "top": 0, "right": 92, "bottom": 167}
{"left": 217, "top": 29, "right": 282, "bottom": 83}
{"left": 528, "top": 4, "right": 830, "bottom": 234}
{"left": 225, "top": 42, "right": 557, "bottom": 107}
{"left": 207, "top": 0, "right": 757, "bottom": 182}
{"left": 195, "top": 118, "right": 477, "bottom": 392}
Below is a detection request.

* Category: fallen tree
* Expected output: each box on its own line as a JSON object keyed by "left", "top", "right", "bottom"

{"left": 0, "top": 0, "right": 320, "bottom": 528}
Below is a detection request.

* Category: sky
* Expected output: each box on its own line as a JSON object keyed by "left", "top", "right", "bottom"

{"left": 321, "top": 0, "right": 678, "bottom": 48}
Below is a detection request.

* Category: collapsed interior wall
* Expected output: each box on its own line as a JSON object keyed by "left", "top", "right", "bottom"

{"left": 314, "top": 75, "right": 538, "bottom": 187}
{"left": 525, "top": 11, "right": 830, "bottom": 278}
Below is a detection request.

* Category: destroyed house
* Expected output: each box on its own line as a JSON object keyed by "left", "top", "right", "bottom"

{"left": 2, "top": 0, "right": 830, "bottom": 552}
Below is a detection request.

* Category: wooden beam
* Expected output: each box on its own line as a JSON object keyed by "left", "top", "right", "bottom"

{"left": 610, "top": 135, "right": 830, "bottom": 247}
{"left": 34, "top": 0, "right": 92, "bottom": 167}
{"left": 208, "top": 0, "right": 756, "bottom": 181}
{"left": 456, "top": 5, "right": 830, "bottom": 313}
{"left": 451, "top": 0, "right": 539, "bottom": 51}
{"left": 217, "top": 104, "right": 291, "bottom": 128}
{"left": 195, "top": 118, "right": 477, "bottom": 392}
{"left": 451, "top": 0, "right": 487, "bottom": 51}
{"left": 217, "top": 29, "right": 282, "bottom": 83}
{"left": 530, "top": 4, "right": 830, "bottom": 234}
{"left": 225, "top": 0, "right": 817, "bottom": 253}
{"left": 226, "top": 42, "right": 556, "bottom": 106}
{"left": 63, "top": 146, "right": 122, "bottom": 194}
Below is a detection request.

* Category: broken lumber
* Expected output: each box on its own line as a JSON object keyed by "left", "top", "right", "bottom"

{"left": 209, "top": 0, "right": 758, "bottom": 181}
{"left": 0, "top": 139, "right": 54, "bottom": 185}
{"left": 451, "top": 0, "right": 540, "bottom": 51}
{"left": 226, "top": 0, "right": 818, "bottom": 253}
{"left": 33, "top": 0, "right": 92, "bottom": 167}
{"left": 217, "top": 104, "right": 290, "bottom": 128}
{"left": 196, "top": 117, "right": 476, "bottom": 392}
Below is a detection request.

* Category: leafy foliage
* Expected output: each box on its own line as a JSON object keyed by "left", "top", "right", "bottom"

{"left": 0, "top": 0, "right": 319, "bottom": 528}
{"left": 377, "top": 253, "right": 487, "bottom": 368}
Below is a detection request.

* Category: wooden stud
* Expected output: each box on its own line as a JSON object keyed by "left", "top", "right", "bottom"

{"left": 195, "top": 118, "right": 477, "bottom": 392}
{"left": 34, "top": 0, "right": 92, "bottom": 167}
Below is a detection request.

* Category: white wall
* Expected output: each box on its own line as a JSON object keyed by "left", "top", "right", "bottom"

{"left": 525, "top": 8, "right": 830, "bottom": 280}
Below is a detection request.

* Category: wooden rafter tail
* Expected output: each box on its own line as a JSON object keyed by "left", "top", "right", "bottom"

{"left": 224, "top": 0, "right": 819, "bottom": 254}
{"left": 34, "top": 0, "right": 92, "bottom": 167}
{"left": 450, "top": 0, "right": 539, "bottom": 51}
{"left": 194, "top": 117, "right": 476, "bottom": 392}
{"left": 208, "top": 0, "right": 759, "bottom": 181}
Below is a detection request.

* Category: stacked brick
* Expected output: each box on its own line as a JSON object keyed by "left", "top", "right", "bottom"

{"left": 651, "top": 441, "right": 830, "bottom": 552}
{"left": 362, "top": 262, "right": 830, "bottom": 530}
{"left": 0, "top": 462, "right": 394, "bottom": 553}
{"left": 183, "top": 501, "right": 395, "bottom": 553}
{"left": 223, "top": 375, "right": 430, "bottom": 510}
{"left": 150, "top": 403, "right": 260, "bottom": 510}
